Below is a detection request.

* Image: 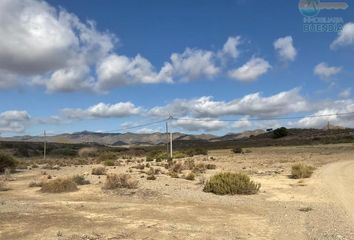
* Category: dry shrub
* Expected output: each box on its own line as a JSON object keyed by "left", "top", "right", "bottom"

{"left": 103, "top": 160, "right": 115, "bottom": 166}
{"left": 192, "top": 163, "right": 206, "bottom": 174}
{"left": 41, "top": 178, "right": 78, "bottom": 193}
{"left": 183, "top": 159, "right": 195, "bottom": 170}
{"left": 78, "top": 147, "right": 97, "bottom": 157}
{"left": 185, "top": 172, "right": 195, "bottom": 181}
{"left": 146, "top": 175, "right": 156, "bottom": 180}
{"left": 170, "top": 161, "right": 183, "bottom": 173}
{"left": 291, "top": 164, "right": 315, "bottom": 179}
{"left": 71, "top": 175, "right": 90, "bottom": 185}
{"left": 103, "top": 174, "right": 138, "bottom": 189}
{"left": 0, "top": 178, "right": 9, "bottom": 191}
{"left": 206, "top": 164, "right": 216, "bottom": 170}
{"left": 169, "top": 171, "right": 179, "bottom": 178}
{"left": 29, "top": 180, "right": 43, "bottom": 188}
{"left": 203, "top": 172, "right": 261, "bottom": 195}
{"left": 92, "top": 167, "right": 106, "bottom": 175}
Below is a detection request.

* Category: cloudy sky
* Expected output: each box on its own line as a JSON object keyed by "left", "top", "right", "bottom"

{"left": 0, "top": 0, "right": 353, "bottom": 136}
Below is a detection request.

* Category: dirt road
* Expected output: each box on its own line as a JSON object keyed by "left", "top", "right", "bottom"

{"left": 320, "top": 161, "right": 354, "bottom": 224}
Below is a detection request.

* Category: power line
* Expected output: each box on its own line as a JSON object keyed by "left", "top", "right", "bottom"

{"left": 103, "top": 118, "right": 169, "bottom": 133}
{"left": 172, "top": 111, "right": 354, "bottom": 123}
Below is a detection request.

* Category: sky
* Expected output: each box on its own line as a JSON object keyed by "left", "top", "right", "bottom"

{"left": 0, "top": 0, "right": 353, "bottom": 136}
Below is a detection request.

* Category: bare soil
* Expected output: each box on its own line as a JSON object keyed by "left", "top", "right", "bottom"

{"left": 1, "top": 144, "right": 354, "bottom": 240}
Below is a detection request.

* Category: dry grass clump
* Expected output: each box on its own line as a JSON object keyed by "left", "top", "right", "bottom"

{"left": 91, "top": 166, "right": 106, "bottom": 175}
{"left": 146, "top": 175, "right": 156, "bottom": 180}
{"left": 291, "top": 163, "right": 315, "bottom": 179}
{"left": 103, "top": 174, "right": 138, "bottom": 190}
{"left": 205, "top": 164, "right": 216, "bottom": 170}
{"left": 29, "top": 180, "right": 43, "bottom": 188}
{"left": 0, "top": 179, "right": 9, "bottom": 191}
{"left": 184, "top": 172, "right": 195, "bottom": 181}
{"left": 103, "top": 160, "right": 115, "bottom": 166}
{"left": 203, "top": 172, "right": 261, "bottom": 195}
{"left": 192, "top": 163, "right": 206, "bottom": 174}
{"left": 71, "top": 175, "right": 90, "bottom": 185}
{"left": 40, "top": 178, "right": 78, "bottom": 193}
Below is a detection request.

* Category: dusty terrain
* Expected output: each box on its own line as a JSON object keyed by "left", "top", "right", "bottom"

{"left": 1, "top": 144, "right": 354, "bottom": 240}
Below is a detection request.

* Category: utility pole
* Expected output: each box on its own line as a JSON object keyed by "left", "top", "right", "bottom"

{"left": 170, "top": 130, "right": 173, "bottom": 159}
{"left": 166, "top": 121, "right": 169, "bottom": 154}
{"left": 167, "top": 115, "right": 173, "bottom": 159}
{"left": 43, "top": 130, "right": 47, "bottom": 161}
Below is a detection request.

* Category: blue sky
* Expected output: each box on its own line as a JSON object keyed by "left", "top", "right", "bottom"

{"left": 0, "top": 0, "right": 353, "bottom": 136}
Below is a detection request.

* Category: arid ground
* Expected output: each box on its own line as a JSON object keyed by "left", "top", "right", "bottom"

{"left": 1, "top": 144, "right": 354, "bottom": 240}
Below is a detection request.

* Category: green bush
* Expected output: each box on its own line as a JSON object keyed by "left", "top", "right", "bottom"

{"left": 273, "top": 127, "right": 288, "bottom": 139}
{"left": 0, "top": 152, "right": 16, "bottom": 173}
{"left": 146, "top": 150, "right": 168, "bottom": 162}
{"left": 291, "top": 164, "right": 315, "bottom": 179}
{"left": 49, "top": 148, "right": 77, "bottom": 157}
{"left": 173, "top": 151, "right": 187, "bottom": 159}
{"left": 184, "top": 148, "right": 207, "bottom": 157}
{"left": 41, "top": 178, "right": 78, "bottom": 193}
{"left": 203, "top": 172, "right": 261, "bottom": 195}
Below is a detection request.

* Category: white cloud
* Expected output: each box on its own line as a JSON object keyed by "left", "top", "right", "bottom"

{"left": 95, "top": 54, "right": 172, "bottom": 91}
{"left": 232, "top": 116, "right": 252, "bottom": 129}
{"left": 218, "top": 36, "right": 241, "bottom": 59}
{"left": 0, "top": 110, "right": 31, "bottom": 133}
{"left": 167, "top": 48, "right": 219, "bottom": 82}
{"left": 273, "top": 36, "right": 297, "bottom": 62}
{"left": 149, "top": 88, "right": 308, "bottom": 118}
{"left": 339, "top": 88, "right": 351, "bottom": 99}
{"left": 171, "top": 118, "right": 226, "bottom": 132}
{"left": 314, "top": 62, "right": 342, "bottom": 79}
{"left": 228, "top": 57, "right": 271, "bottom": 81}
{"left": 296, "top": 100, "right": 354, "bottom": 128}
{"left": 331, "top": 22, "right": 354, "bottom": 49}
{"left": 0, "top": 0, "right": 117, "bottom": 92}
{"left": 62, "top": 102, "right": 141, "bottom": 119}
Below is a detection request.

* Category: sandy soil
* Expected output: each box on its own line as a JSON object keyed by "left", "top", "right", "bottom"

{"left": 1, "top": 144, "right": 354, "bottom": 240}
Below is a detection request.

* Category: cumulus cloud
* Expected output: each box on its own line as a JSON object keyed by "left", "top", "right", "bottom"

{"left": 62, "top": 102, "right": 141, "bottom": 119}
{"left": 0, "top": 0, "right": 116, "bottom": 92}
{"left": 171, "top": 118, "right": 227, "bottom": 132}
{"left": 167, "top": 48, "right": 220, "bottom": 82}
{"left": 95, "top": 54, "right": 172, "bottom": 91}
{"left": 228, "top": 57, "right": 271, "bottom": 81}
{"left": 273, "top": 36, "right": 297, "bottom": 62}
{"left": 218, "top": 36, "right": 241, "bottom": 59}
{"left": 149, "top": 88, "right": 308, "bottom": 118}
{"left": 0, "top": 110, "right": 31, "bottom": 133}
{"left": 314, "top": 62, "right": 342, "bottom": 79}
{"left": 331, "top": 22, "right": 354, "bottom": 49}
{"left": 296, "top": 100, "right": 354, "bottom": 128}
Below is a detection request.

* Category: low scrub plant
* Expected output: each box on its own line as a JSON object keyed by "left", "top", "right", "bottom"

{"left": 203, "top": 172, "right": 261, "bottom": 195}
{"left": 0, "top": 179, "right": 9, "bottom": 191}
{"left": 92, "top": 167, "right": 106, "bottom": 175}
{"left": 103, "top": 160, "right": 115, "bottom": 166}
{"left": 41, "top": 178, "right": 78, "bottom": 193}
{"left": 103, "top": 174, "right": 138, "bottom": 189}
{"left": 232, "top": 147, "right": 243, "bottom": 154}
{"left": 291, "top": 163, "right": 315, "bottom": 179}
{"left": 71, "top": 175, "right": 90, "bottom": 185}
{"left": 185, "top": 172, "right": 195, "bottom": 181}
{"left": 0, "top": 152, "right": 16, "bottom": 173}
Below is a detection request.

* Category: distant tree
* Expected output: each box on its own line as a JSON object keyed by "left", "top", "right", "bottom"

{"left": 273, "top": 127, "right": 288, "bottom": 139}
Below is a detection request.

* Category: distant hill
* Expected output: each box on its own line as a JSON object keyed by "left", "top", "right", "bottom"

{"left": 1, "top": 127, "right": 353, "bottom": 148}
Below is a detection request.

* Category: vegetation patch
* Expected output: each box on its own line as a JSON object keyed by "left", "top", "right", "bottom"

{"left": 103, "top": 160, "right": 115, "bottom": 166}
{"left": 203, "top": 172, "right": 261, "bottom": 195}
{"left": 103, "top": 174, "right": 138, "bottom": 189}
{"left": 184, "top": 172, "right": 195, "bottom": 181}
{"left": 232, "top": 147, "right": 243, "bottom": 154}
{"left": 0, "top": 152, "right": 16, "bottom": 173}
{"left": 41, "top": 178, "right": 78, "bottom": 193}
{"left": 92, "top": 167, "right": 106, "bottom": 175}
{"left": 273, "top": 127, "right": 288, "bottom": 139}
{"left": 291, "top": 163, "right": 315, "bottom": 179}
{"left": 71, "top": 175, "right": 90, "bottom": 185}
